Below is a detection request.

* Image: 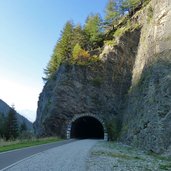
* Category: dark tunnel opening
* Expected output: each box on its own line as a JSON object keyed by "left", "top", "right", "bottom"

{"left": 70, "top": 116, "right": 104, "bottom": 139}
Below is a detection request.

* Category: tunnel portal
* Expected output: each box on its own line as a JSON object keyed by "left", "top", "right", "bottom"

{"left": 70, "top": 116, "right": 104, "bottom": 139}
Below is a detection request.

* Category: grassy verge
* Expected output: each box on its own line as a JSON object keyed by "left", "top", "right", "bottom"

{"left": 88, "top": 141, "right": 171, "bottom": 171}
{"left": 0, "top": 137, "right": 62, "bottom": 153}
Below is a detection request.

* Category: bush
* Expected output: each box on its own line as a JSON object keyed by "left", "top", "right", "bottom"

{"left": 107, "top": 118, "right": 122, "bottom": 141}
{"left": 71, "top": 43, "right": 90, "bottom": 64}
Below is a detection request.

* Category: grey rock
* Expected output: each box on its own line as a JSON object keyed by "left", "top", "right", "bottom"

{"left": 34, "top": 0, "right": 171, "bottom": 154}
{"left": 34, "top": 28, "right": 141, "bottom": 138}
{"left": 120, "top": 0, "right": 171, "bottom": 153}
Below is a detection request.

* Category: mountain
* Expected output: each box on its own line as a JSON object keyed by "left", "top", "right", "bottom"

{"left": 19, "top": 109, "right": 36, "bottom": 123}
{"left": 0, "top": 99, "right": 33, "bottom": 130}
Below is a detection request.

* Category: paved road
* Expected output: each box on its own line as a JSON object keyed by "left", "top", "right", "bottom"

{"left": 0, "top": 139, "right": 75, "bottom": 170}
{"left": 2, "top": 139, "right": 98, "bottom": 171}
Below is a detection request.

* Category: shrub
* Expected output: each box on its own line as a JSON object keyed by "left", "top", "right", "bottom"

{"left": 107, "top": 118, "right": 122, "bottom": 141}
{"left": 71, "top": 43, "right": 90, "bottom": 64}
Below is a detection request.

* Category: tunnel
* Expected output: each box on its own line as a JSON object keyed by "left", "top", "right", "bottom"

{"left": 70, "top": 116, "right": 104, "bottom": 139}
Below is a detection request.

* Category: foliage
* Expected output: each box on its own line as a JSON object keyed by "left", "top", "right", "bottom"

{"left": 106, "top": 117, "right": 122, "bottom": 140}
{"left": 105, "top": 0, "right": 119, "bottom": 25}
{"left": 0, "top": 109, "right": 31, "bottom": 141}
{"left": 84, "top": 14, "right": 104, "bottom": 50}
{"left": 121, "top": 0, "right": 142, "bottom": 14}
{"left": 159, "top": 163, "right": 171, "bottom": 170}
{"left": 4, "top": 106, "right": 19, "bottom": 140}
{"left": 43, "top": 21, "right": 75, "bottom": 80}
{"left": 0, "top": 137, "right": 62, "bottom": 152}
{"left": 43, "top": 0, "right": 149, "bottom": 80}
{"left": 19, "top": 122, "right": 27, "bottom": 134}
{"left": 18, "top": 131, "right": 34, "bottom": 140}
{"left": 71, "top": 43, "right": 90, "bottom": 64}
{"left": 0, "top": 113, "right": 5, "bottom": 138}
{"left": 72, "top": 24, "right": 88, "bottom": 50}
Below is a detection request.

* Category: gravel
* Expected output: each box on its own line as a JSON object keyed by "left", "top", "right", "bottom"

{"left": 87, "top": 141, "right": 171, "bottom": 171}
{"left": 4, "top": 140, "right": 171, "bottom": 171}
{"left": 4, "top": 139, "right": 98, "bottom": 171}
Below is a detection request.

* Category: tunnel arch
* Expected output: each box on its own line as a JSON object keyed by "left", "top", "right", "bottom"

{"left": 66, "top": 113, "right": 108, "bottom": 140}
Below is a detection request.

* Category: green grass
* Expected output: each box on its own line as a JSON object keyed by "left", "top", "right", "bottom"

{"left": 159, "top": 163, "right": 171, "bottom": 170}
{"left": 0, "top": 137, "right": 62, "bottom": 153}
{"left": 147, "top": 151, "right": 171, "bottom": 161}
{"left": 92, "top": 150, "right": 143, "bottom": 161}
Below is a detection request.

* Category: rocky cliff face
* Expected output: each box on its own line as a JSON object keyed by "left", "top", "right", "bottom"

{"left": 121, "top": 0, "right": 171, "bottom": 153}
{"left": 35, "top": 0, "right": 171, "bottom": 154}
{"left": 0, "top": 99, "right": 33, "bottom": 130}
{"left": 34, "top": 28, "right": 141, "bottom": 138}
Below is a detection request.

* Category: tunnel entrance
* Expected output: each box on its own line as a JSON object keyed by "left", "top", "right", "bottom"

{"left": 70, "top": 116, "right": 104, "bottom": 139}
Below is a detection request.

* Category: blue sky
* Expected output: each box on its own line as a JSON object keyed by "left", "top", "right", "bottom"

{"left": 0, "top": 0, "right": 108, "bottom": 122}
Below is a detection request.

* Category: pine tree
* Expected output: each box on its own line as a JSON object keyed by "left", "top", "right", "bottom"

{"left": 105, "top": 0, "right": 119, "bottom": 25}
{"left": 43, "top": 21, "right": 74, "bottom": 80}
{"left": 20, "top": 122, "right": 27, "bottom": 133}
{"left": 5, "top": 106, "right": 19, "bottom": 140}
{"left": 72, "top": 24, "right": 88, "bottom": 50}
{"left": 43, "top": 42, "right": 62, "bottom": 80}
{"left": 59, "top": 21, "right": 74, "bottom": 59}
{"left": 0, "top": 113, "right": 6, "bottom": 138}
{"left": 84, "top": 14, "right": 104, "bottom": 50}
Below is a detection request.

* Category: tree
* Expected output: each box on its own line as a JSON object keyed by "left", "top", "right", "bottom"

{"left": 121, "top": 0, "right": 142, "bottom": 15}
{"left": 43, "top": 42, "right": 63, "bottom": 80}
{"left": 58, "top": 21, "right": 74, "bottom": 59}
{"left": 105, "top": 0, "right": 119, "bottom": 25}
{"left": 84, "top": 14, "right": 104, "bottom": 50}
{"left": 5, "top": 106, "right": 19, "bottom": 140}
{"left": 71, "top": 24, "right": 86, "bottom": 49}
{"left": 71, "top": 43, "right": 90, "bottom": 63}
{"left": 20, "top": 122, "right": 27, "bottom": 133}
{"left": 43, "top": 21, "right": 74, "bottom": 80}
{"left": 0, "top": 113, "right": 6, "bottom": 138}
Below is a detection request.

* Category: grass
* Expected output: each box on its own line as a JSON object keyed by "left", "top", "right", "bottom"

{"left": 92, "top": 151, "right": 143, "bottom": 160}
{"left": 147, "top": 151, "right": 171, "bottom": 162}
{"left": 89, "top": 142, "right": 171, "bottom": 170}
{"left": 0, "top": 137, "right": 62, "bottom": 153}
{"left": 159, "top": 163, "right": 171, "bottom": 170}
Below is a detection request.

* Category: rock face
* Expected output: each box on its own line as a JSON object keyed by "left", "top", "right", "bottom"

{"left": 34, "top": 0, "right": 171, "bottom": 153}
{"left": 34, "top": 29, "right": 141, "bottom": 138}
{"left": 121, "top": 0, "right": 171, "bottom": 153}
{"left": 0, "top": 99, "right": 33, "bottom": 130}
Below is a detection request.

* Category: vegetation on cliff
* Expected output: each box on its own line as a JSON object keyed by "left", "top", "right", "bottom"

{"left": 43, "top": 0, "right": 151, "bottom": 80}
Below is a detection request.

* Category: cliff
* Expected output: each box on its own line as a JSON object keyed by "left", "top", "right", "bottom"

{"left": 121, "top": 0, "right": 171, "bottom": 153}
{"left": 34, "top": 0, "right": 171, "bottom": 154}
{"left": 34, "top": 28, "right": 141, "bottom": 138}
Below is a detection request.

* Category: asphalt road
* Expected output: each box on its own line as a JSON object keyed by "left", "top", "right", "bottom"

{"left": 0, "top": 139, "right": 75, "bottom": 170}
{"left": 4, "top": 139, "right": 98, "bottom": 171}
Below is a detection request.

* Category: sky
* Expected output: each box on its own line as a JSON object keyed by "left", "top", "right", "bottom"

{"left": 0, "top": 0, "right": 108, "bottom": 122}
